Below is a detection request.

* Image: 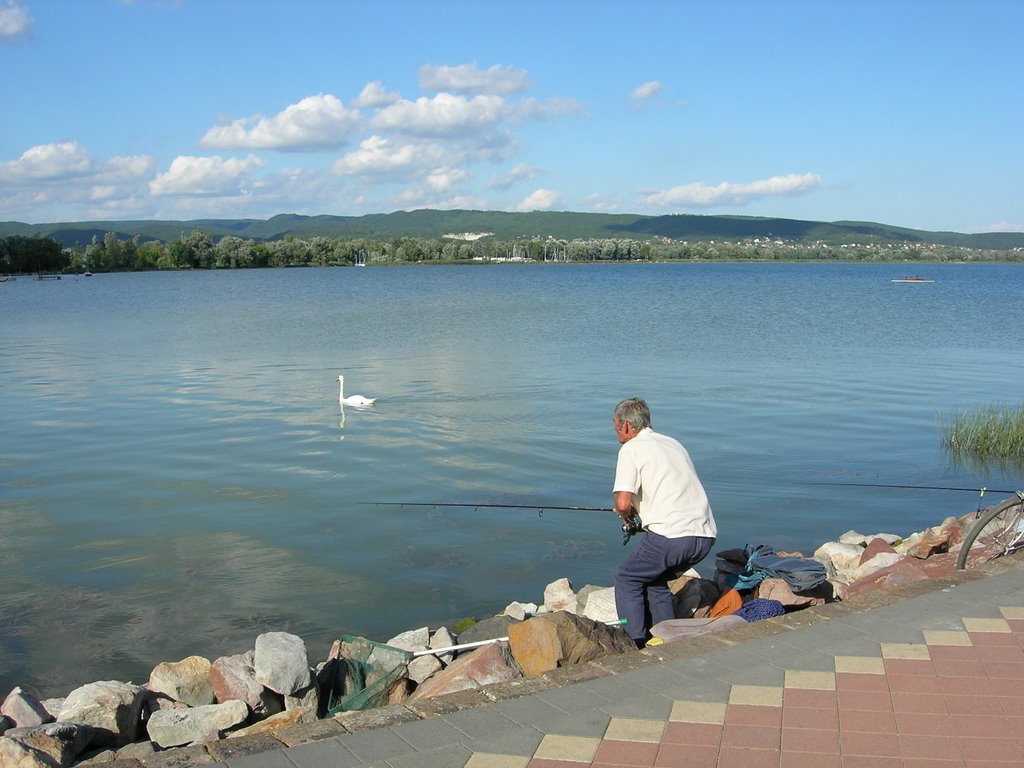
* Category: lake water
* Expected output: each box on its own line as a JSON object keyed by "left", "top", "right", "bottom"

{"left": 2, "top": 261, "right": 1022, "bottom": 696}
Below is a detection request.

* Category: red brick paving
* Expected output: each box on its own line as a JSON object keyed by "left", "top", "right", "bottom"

{"left": 525, "top": 621, "right": 1024, "bottom": 768}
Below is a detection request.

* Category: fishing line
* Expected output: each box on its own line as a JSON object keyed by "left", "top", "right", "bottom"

{"left": 809, "top": 481, "right": 1020, "bottom": 494}
{"left": 359, "top": 501, "right": 611, "bottom": 517}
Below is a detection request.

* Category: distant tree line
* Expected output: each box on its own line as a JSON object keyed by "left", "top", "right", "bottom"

{"left": 2, "top": 230, "right": 1020, "bottom": 275}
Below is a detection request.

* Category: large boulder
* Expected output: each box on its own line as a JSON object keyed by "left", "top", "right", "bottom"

{"left": 146, "top": 699, "right": 249, "bottom": 748}
{"left": 254, "top": 632, "right": 311, "bottom": 696}
{"left": 507, "top": 611, "right": 636, "bottom": 677}
{"left": 409, "top": 641, "right": 521, "bottom": 700}
{"left": 56, "top": 681, "right": 147, "bottom": 747}
{"left": 1, "top": 688, "right": 52, "bottom": 729}
{"left": 3, "top": 722, "right": 94, "bottom": 766}
{"left": 0, "top": 737, "right": 60, "bottom": 768}
{"left": 148, "top": 655, "right": 215, "bottom": 707}
{"left": 211, "top": 651, "right": 283, "bottom": 720}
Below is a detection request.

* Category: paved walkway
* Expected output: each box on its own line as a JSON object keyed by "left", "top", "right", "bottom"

{"left": 213, "top": 557, "right": 1024, "bottom": 768}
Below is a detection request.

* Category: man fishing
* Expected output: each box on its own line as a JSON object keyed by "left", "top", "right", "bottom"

{"left": 611, "top": 398, "right": 717, "bottom": 647}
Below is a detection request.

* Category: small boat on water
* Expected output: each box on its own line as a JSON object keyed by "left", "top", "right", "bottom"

{"left": 34, "top": 273, "right": 62, "bottom": 280}
{"left": 891, "top": 275, "right": 934, "bottom": 283}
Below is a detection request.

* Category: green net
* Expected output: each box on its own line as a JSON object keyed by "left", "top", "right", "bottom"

{"left": 326, "top": 635, "right": 412, "bottom": 714}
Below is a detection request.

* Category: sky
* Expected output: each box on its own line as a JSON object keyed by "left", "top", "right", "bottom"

{"left": 1, "top": 1, "right": 1021, "bottom": 233}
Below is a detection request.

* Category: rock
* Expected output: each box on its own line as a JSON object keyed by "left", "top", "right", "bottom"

{"left": 0, "top": 738, "right": 61, "bottom": 768}
{"left": 386, "top": 627, "right": 429, "bottom": 652}
{"left": 543, "top": 578, "right": 577, "bottom": 613}
{"left": 837, "top": 530, "right": 868, "bottom": 545}
{"left": 409, "top": 641, "right": 521, "bottom": 700}
{"left": 210, "top": 651, "right": 282, "bottom": 720}
{"left": 0, "top": 715, "right": 10, "bottom": 735}
{"left": 228, "top": 706, "right": 316, "bottom": 739}
{"left": 813, "top": 541, "right": 865, "bottom": 582}
{"left": 456, "top": 616, "right": 517, "bottom": 646}
{"left": 148, "top": 656, "right": 215, "bottom": 708}
{"left": 502, "top": 601, "right": 537, "bottom": 621}
{"left": 146, "top": 700, "right": 249, "bottom": 749}
{"left": 114, "top": 740, "right": 158, "bottom": 760}
{"left": 905, "top": 532, "right": 951, "bottom": 559}
{"left": 851, "top": 551, "right": 904, "bottom": 580}
{"left": 859, "top": 537, "right": 898, "bottom": 564}
{"left": 4, "top": 722, "right": 95, "bottom": 765}
{"left": 428, "top": 626, "right": 456, "bottom": 664}
{"left": 577, "top": 586, "right": 619, "bottom": 623}
{"left": 506, "top": 610, "right": 636, "bottom": 677}
{"left": 57, "top": 681, "right": 147, "bottom": 748}
{"left": 2, "top": 688, "right": 53, "bottom": 728}
{"left": 254, "top": 632, "right": 311, "bottom": 696}
{"left": 37, "top": 701, "right": 63, "bottom": 723}
{"left": 284, "top": 679, "right": 319, "bottom": 714}
{"left": 407, "top": 654, "right": 442, "bottom": 685}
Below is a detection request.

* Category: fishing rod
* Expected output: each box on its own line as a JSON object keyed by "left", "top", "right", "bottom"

{"left": 361, "top": 501, "right": 611, "bottom": 515}
{"left": 810, "top": 481, "right": 1021, "bottom": 494}
{"left": 360, "top": 501, "right": 644, "bottom": 544}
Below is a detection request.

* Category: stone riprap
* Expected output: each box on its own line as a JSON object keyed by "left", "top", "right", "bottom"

{"left": 0, "top": 507, "right": 994, "bottom": 767}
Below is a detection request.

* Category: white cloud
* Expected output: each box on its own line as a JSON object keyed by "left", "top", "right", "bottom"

{"left": 331, "top": 135, "right": 433, "bottom": 178}
{"left": 1, "top": 141, "right": 92, "bottom": 179}
{"left": 352, "top": 81, "right": 400, "bottom": 109}
{"left": 640, "top": 173, "right": 822, "bottom": 208}
{"left": 0, "top": 0, "right": 31, "bottom": 42}
{"left": 371, "top": 93, "right": 505, "bottom": 138}
{"left": 515, "top": 188, "right": 562, "bottom": 212}
{"left": 198, "top": 94, "right": 361, "bottom": 151}
{"left": 149, "top": 154, "right": 265, "bottom": 196}
{"left": 425, "top": 167, "right": 471, "bottom": 192}
{"left": 630, "top": 80, "right": 662, "bottom": 101}
{"left": 487, "top": 162, "right": 541, "bottom": 190}
{"left": 419, "top": 63, "right": 530, "bottom": 95}
{"left": 0, "top": 141, "right": 155, "bottom": 221}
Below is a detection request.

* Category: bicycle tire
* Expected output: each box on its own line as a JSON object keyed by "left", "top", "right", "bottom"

{"left": 956, "top": 495, "right": 1024, "bottom": 570}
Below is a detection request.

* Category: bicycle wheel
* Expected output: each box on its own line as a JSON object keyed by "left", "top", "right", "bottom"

{"left": 957, "top": 494, "right": 1024, "bottom": 570}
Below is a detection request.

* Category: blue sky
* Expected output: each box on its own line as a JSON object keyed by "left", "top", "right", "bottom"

{"left": 1, "top": 1, "right": 1021, "bottom": 233}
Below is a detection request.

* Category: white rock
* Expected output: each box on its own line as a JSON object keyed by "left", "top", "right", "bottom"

{"left": 429, "top": 627, "right": 456, "bottom": 664}
{"left": 502, "top": 602, "right": 537, "bottom": 621}
{"left": 386, "top": 627, "right": 430, "bottom": 652}
{"left": 813, "top": 541, "right": 865, "bottom": 579}
{"left": 57, "top": 681, "right": 146, "bottom": 748}
{"left": 543, "top": 578, "right": 577, "bottom": 613}
{"left": 851, "top": 552, "right": 904, "bottom": 581}
{"left": 407, "top": 654, "right": 442, "bottom": 684}
{"left": 146, "top": 699, "right": 249, "bottom": 748}
{"left": 254, "top": 632, "right": 311, "bottom": 695}
{"left": 837, "top": 530, "right": 869, "bottom": 546}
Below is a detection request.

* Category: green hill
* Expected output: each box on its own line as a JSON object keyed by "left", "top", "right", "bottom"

{"left": 1, "top": 210, "right": 1021, "bottom": 250}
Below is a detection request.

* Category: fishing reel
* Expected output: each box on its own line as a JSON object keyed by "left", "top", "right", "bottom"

{"left": 621, "top": 513, "right": 644, "bottom": 545}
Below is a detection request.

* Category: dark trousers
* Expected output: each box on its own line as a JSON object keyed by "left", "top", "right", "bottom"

{"left": 614, "top": 532, "right": 715, "bottom": 642}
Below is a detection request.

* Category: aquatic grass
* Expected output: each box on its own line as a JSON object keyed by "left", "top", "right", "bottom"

{"left": 939, "top": 404, "right": 1024, "bottom": 463}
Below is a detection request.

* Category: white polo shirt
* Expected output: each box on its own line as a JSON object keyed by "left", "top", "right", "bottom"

{"left": 613, "top": 427, "right": 717, "bottom": 539}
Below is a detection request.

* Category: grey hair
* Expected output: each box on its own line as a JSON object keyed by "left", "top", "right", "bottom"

{"left": 614, "top": 398, "right": 651, "bottom": 431}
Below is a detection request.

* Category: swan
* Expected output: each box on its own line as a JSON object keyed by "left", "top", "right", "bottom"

{"left": 337, "top": 375, "right": 376, "bottom": 406}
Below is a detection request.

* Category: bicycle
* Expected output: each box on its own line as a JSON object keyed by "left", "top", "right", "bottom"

{"left": 956, "top": 491, "right": 1024, "bottom": 570}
